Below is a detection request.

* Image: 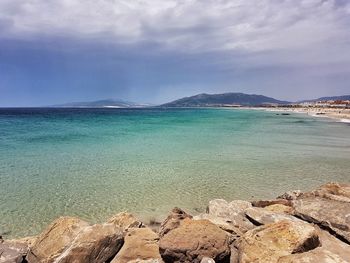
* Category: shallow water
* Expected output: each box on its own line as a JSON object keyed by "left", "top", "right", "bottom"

{"left": 0, "top": 108, "right": 349, "bottom": 237}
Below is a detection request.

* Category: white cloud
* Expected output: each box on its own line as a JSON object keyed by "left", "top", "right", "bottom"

{"left": 0, "top": 0, "right": 350, "bottom": 67}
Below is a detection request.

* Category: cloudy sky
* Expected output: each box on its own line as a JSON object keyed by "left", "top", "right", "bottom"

{"left": 1, "top": 0, "right": 350, "bottom": 106}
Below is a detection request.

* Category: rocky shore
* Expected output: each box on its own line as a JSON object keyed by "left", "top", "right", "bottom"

{"left": 1, "top": 182, "right": 350, "bottom": 263}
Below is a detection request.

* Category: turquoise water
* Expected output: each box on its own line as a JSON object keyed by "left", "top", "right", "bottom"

{"left": 0, "top": 108, "right": 349, "bottom": 238}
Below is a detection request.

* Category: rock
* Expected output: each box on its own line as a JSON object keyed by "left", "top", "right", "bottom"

{"left": 159, "top": 218, "right": 231, "bottom": 263}
{"left": 193, "top": 214, "right": 242, "bottom": 238}
{"left": 237, "top": 220, "right": 320, "bottom": 263}
{"left": 158, "top": 207, "right": 192, "bottom": 237}
{"left": 200, "top": 257, "right": 215, "bottom": 263}
{"left": 312, "top": 182, "right": 350, "bottom": 202}
{"left": 111, "top": 227, "right": 162, "bottom": 263}
{"left": 26, "top": 216, "right": 89, "bottom": 263}
{"left": 53, "top": 223, "right": 124, "bottom": 263}
{"left": 293, "top": 196, "right": 350, "bottom": 243}
{"left": 252, "top": 199, "right": 292, "bottom": 208}
{"left": 127, "top": 260, "right": 164, "bottom": 263}
{"left": 207, "top": 199, "right": 254, "bottom": 232}
{"left": 108, "top": 212, "right": 143, "bottom": 230}
{"left": 7, "top": 236, "right": 38, "bottom": 248}
{"left": 245, "top": 207, "right": 301, "bottom": 225}
{"left": 264, "top": 204, "right": 293, "bottom": 214}
{"left": 277, "top": 190, "right": 302, "bottom": 200}
{"left": 278, "top": 249, "right": 348, "bottom": 263}
{"left": 278, "top": 225, "right": 350, "bottom": 263}
{"left": 0, "top": 242, "right": 24, "bottom": 263}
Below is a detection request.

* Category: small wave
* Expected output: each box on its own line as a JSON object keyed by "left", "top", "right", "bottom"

{"left": 339, "top": 119, "right": 350, "bottom": 123}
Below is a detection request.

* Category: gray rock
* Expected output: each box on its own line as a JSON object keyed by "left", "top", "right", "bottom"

{"left": 245, "top": 207, "right": 302, "bottom": 225}
{"left": 207, "top": 199, "right": 254, "bottom": 233}
{"left": 293, "top": 196, "right": 350, "bottom": 243}
{"left": 0, "top": 243, "right": 24, "bottom": 263}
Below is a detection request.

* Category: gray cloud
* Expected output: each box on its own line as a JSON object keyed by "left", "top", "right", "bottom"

{"left": 0, "top": 0, "right": 349, "bottom": 106}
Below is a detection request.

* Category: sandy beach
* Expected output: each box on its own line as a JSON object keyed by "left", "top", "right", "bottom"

{"left": 263, "top": 107, "right": 350, "bottom": 123}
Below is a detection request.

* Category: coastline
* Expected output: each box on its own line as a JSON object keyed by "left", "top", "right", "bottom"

{"left": 241, "top": 106, "right": 350, "bottom": 123}
{"left": 1, "top": 182, "right": 349, "bottom": 262}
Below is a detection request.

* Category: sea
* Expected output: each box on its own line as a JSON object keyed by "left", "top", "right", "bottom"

{"left": 0, "top": 107, "right": 349, "bottom": 237}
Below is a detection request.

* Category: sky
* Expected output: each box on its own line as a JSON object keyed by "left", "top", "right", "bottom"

{"left": 1, "top": 0, "right": 350, "bottom": 106}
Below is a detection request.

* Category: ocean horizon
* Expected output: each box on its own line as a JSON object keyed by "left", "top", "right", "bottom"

{"left": 1, "top": 107, "right": 349, "bottom": 238}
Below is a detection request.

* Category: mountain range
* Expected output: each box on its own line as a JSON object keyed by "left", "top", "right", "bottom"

{"left": 51, "top": 93, "right": 350, "bottom": 108}
{"left": 51, "top": 99, "right": 149, "bottom": 108}
{"left": 160, "top": 93, "right": 290, "bottom": 107}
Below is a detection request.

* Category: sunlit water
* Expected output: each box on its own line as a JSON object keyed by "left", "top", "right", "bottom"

{"left": 1, "top": 108, "right": 349, "bottom": 238}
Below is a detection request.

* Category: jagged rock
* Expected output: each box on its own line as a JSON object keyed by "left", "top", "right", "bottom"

{"left": 278, "top": 225, "right": 350, "bottom": 262}
{"left": 193, "top": 214, "right": 242, "bottom": 237}
{"left": 26, "top": 216, "right": 89, "bottom": 263}
{"left": 264, "top": 204, "right": 293, "bottom": 214}
{"left": 311, "top": 182, "right": 350, "bottom": 202}
{"left": 0, "top": 242, "right": 24, "bottom": 263}
{"left": 245, "top": 207, "right": 301, "bottom": 225}
{"left": 277, "top": 190, "right": 302, "bottom": 200}
{"left": 237, "top": 220, "right": 320, "bottom": 263}
{"left": 159, "top": 207, "right": 192, "bottom": 237}
{"left": 159, "top": 218, "right": 231, "bottom": 263}
{"left": 207, "top": 199, "right": 253, "bottom": 233}
{"left": 111, "top": 227, "right": 162, "bottom": 263}
{"left": 53, "top": 223, "right": 123, "bottom": 263}
{"left": 293, "top": 196, "right": 350, "bottom": 243}
{"left": 252, "top": 199, "right": 292, "bottom": 208}
{"left": 108, "top": 212, "right": 143, "bottom": 230}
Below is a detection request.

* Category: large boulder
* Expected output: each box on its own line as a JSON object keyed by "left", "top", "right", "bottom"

{"left": 278, "top": 225, "right": 350, "bottom": 262}
{"left": 158, "top": 207, "right": 192, "bottom": 237}
{"left": 26, "top": 217, "right": 89, "bottom": 263}
{"left": 53, "top": 223, "right": 123, "bottom": 263}
{"left": 26, "top": 216, "right": 124, "bottom": 263}
{"left": 111, "top": 227, "right": 162, "bottom": 263}
{"left": 207, "top": 199, "right": 254, "bottom": 232}
{"left": 237, "top": 220, "right": 320, "bottom": 263}
{"left": 159, "top": 218, "right": 231, "bottom": 263}
{"left": 245, "top": 207, "right": 301, "bottom": 225}
{"left": 293, "top": 196, "right": 350, "bottom": 243}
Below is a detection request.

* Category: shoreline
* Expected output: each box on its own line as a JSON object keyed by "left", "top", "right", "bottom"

{"left": 261, "top": 107, "right": 350, "bottom": 123}
{"left": 1, "top": 182, "right": 349, "bottom": 262}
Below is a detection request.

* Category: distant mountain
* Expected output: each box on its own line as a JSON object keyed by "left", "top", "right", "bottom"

{"left": 161, "top": 93, "right": 290, "bottom": 107}
{"left": 299, "top": 95, "right": 350, "bottom": 103}
{"left": 51, "top": 99, "right": 149, "bottom": 108}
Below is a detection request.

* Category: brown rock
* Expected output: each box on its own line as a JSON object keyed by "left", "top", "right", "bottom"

{"left": 193, "top": 214, "right": 242, "bottom": 237}
{"left": 312, "top": 182, "right": 350, "bottom": 202}
{"left": 278, "top": 225, "right": 350, "bottom": 262}
{"left": 159, "top": 218, "right": 231, "bottom": 263}
{"left": 278, "top": 249, "right": 348, "bottom": 263}
{"left": 158, "top": 208, "right": 192, "bottom": 237}
{"left": 207, "top": 199, "right": 254, "bottom": 233}
{"left": 245, "top": 207, "right": 301, "bottom": 225}
{"left": 54, "top": 223, "right": 123, "bottom": 263}
{"left": 111, "top": 227, "right": 162, "bottom": 263}
{"left": 264, "top": 204, "right": 293, "bottom": 214}
{"left": 108, "top": 212, "right": 143, "bottom": 230}
{"left": 237, "top": 220, "right": 320, "bottom": 263}
{"left": 252, "top": 199, "right": 292, "bottom": 208}
{"left": 293, "top": 196, "right": 350, "bottom": 243}
{"left": 26, "top": 217, "right": 89, "bottom": 263}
